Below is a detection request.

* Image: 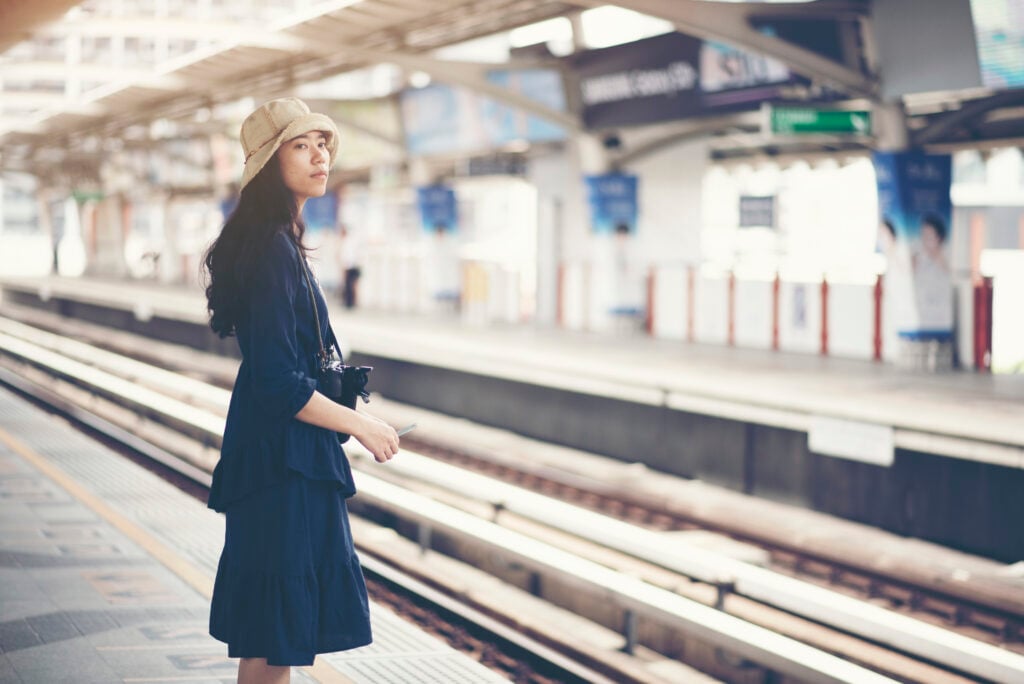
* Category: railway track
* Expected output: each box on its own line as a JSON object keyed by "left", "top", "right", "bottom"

{"left": 402, "top": 436, "right": 1024, "bottom": 649}
{"left": 2, "top": 313, "right": 1023, "bottom": 682}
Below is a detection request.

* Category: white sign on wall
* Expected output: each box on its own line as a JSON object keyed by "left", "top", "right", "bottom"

{"left": 808, "top": 415, "right": 895, "bottom": 466}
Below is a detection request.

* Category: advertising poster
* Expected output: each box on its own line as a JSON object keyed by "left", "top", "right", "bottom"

{"left": 417, "top": 185, "right": 458, "bottom": 235}
{"left": 699, "top": 40, "right": 794, "bottom": 108}
{"left": 970, "top": 0, "right": 1024, "bottom": 89}
{"left": 873, "top": 151, "right": 953, "bottom": 339}
{"left": 482, "top": 69, "right": 567, "bottom": 145}
{"left": 399, "top": 69, "right": 567, "bottom": 156}
{"left": 585, "top": 173, "right": 638, "bottom": 235}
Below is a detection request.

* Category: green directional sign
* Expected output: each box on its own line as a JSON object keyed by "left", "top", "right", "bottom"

{"left": 770, "top": 107, "right": 871, "bottom": 135}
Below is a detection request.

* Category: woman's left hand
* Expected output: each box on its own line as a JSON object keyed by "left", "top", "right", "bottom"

{"left": 354, "top": 413, "right": 400, "bottom": 463}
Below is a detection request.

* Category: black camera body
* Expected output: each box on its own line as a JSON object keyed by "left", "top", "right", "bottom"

{"left": 317, "top": 361, "right": 372, "bottom": 444}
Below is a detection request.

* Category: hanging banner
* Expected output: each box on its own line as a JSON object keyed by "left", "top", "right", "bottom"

{"left": 302, "top": 191, "right": 339, "bottom": 232}
{"left": 585, "top": 174, "right": 638, "bottom": 235}
{"left": 873, "top": 151, "right": 953, "bottom": 339}
{"left": 417, "top": 185, "right": 458, "bottom": 235}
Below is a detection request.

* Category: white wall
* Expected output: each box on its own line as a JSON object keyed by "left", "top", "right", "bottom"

{"left": 627, "top": 138, "right": 707, "bottom": 266}
{"left": 701, "top": 158, "right": 879, "bottom": 281}
{"left": 528, "top": 149, "right": 585, "bottom": 325}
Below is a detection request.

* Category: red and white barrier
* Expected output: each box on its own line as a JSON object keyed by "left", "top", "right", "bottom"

{"left": 974, "top": 276, "right": 993, "bottom": 372}
{"left": 636, "top": 265, "right": 994, "bottom": 368}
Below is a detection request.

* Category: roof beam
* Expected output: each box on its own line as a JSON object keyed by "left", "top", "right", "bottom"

{"left": 0, "top": 92, "right": 70, "bottom": 108}
{"left": 0, "top": 61, "right": 158, "bottom": 82}
{"left": 332, "top": 109, "right": 404, "bottom": 148}
{"left": 0, "top": 0, "right": 83, "bottom": 54}
{"left": 912, "top": 91, "right": 1024, "bottom": 146}
{"left": 0, "top": 118, "right": 45, "bottom": 135}
{"left": 568, "top": 0, "right": 877, "bottom": 100}
{"left": 320, "top": 45, "right": 583, "bottom": 132}
{"left": 616, "top": 111, "right": 762, "bottom": 166}
{"left": 39, "top": 18, "right": 264, "bottom": 40}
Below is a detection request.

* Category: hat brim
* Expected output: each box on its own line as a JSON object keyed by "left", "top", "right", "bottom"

{"left": 240, "top": 112, "right": 340, "bottom": 191}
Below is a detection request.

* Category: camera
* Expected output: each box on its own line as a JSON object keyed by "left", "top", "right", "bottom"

{"left": 317, "top": 360, "right": 373, "bottom": 444}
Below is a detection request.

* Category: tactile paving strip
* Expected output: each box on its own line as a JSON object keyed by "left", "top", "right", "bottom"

{"left": 0, "top": 386, "right": 508, "bottom": 682}
{"left": 323, "top": 608, "right": 499, "bottom": 683}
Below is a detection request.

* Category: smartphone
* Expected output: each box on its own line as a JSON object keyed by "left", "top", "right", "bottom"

{"left": 397, "top": 423, "right": 417, "bottom": 437}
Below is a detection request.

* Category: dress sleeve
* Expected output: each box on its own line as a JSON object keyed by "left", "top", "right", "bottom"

{"left": 246, "top": 233, "right": 317, "bottom": 421}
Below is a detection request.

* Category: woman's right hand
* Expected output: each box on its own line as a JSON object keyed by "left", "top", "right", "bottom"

{"left": 356, "top": 413, "right": 400, "bottom": 463}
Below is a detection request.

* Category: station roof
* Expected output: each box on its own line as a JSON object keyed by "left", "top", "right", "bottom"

{"left": 1, "top": 0, "right": 1022, "bottom": 180}
{"left": 0, "top": 1, "right": 574, "bottom": 148}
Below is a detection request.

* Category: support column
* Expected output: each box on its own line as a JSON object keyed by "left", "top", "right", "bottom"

{"left": 873, "top": 102, "right": 909, "bottom": 153}
{"left": 157, "top": 195, "right": 180, "bottom": 285}
{"left": 86, "top": 193, "right": 129, "bottom": 279}
{"left": 35, "top": 188, "right": 56, "bottom": 274}
{"left": 575, "top": 133, "right": 614, "bottom": 332}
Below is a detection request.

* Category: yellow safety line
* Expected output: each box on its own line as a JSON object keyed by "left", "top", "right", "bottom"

{"left": 0, "top": 427, "right": 355, "bottom": 684}
{"left": 0, "top": 427, "right": 215, "bottom": 598}
{"left": 124, "top": 677, "right": 237, "bottom": 683}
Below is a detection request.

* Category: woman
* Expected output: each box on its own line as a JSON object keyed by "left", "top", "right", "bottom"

{"left": 203, "top": 97, "right": 399, "bottom": 684}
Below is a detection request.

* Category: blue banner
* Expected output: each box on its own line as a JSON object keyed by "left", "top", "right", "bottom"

{"left": 417, "top": 185, "right": 458, "bottom": 234}
{"left": 873, "top": 151, "right": 953, "bottom": 339}
{"left": 302, "top": 192, "right": 338, "bottom": 232}
{"left": 585, "top": 174, "right": 638, "bottom": 235}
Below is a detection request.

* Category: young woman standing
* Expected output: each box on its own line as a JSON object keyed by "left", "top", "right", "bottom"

{"left": 203, "top": 98, "right": 399, "bottom": 684}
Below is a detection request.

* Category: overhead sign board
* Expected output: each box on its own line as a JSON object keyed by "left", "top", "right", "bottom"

{"left": 769, "top": 106, "right": 871, "bottom": 135}
{"left": 572, "top": 32, "right": 801, "bottom": 130}
{"left": 574, "top": 32, "right": 702, "bottom": 129}
{"left": 739, "top": 196, "right": 775, "bottom": 228}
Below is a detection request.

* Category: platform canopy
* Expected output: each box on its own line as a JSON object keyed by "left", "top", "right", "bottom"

{"left": 0, "top": 0, "right": 1021, "bottom": 176}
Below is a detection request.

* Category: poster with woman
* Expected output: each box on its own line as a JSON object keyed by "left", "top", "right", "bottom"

{"left": 873, "top": 151, "right": 953, "bottom": 340}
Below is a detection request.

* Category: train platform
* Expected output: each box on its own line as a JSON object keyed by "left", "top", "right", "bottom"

{"left": 1, "top": 273, "right": 1023, "bottom": 560}
{"left": 0, "top": 384, "right": 508, "bottom": 683}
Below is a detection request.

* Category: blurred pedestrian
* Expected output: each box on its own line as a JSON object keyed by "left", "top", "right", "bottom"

{"left": 339, "top": 225, "right": 361, "bottom": 308}
{"left": 201, "top": 97, "right": 399, "bottom": 684}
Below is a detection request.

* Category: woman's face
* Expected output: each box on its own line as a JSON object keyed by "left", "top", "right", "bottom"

{"left": 921, "top": 223, "right": 942, "bottom": 257}
{"left": 278, "top": 131, "right": 330, "bottom": 205}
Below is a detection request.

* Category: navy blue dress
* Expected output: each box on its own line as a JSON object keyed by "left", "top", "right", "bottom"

{"left": 208, "top": 232, "right": 372, "bottom": 666}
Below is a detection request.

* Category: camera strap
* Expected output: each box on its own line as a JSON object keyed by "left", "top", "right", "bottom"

{"left": 297, "top": 249, "right": 344, "bottom": 371}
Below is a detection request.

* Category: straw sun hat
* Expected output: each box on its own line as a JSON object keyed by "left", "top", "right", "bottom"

{"left": 239, "top": 97, "right": 339, "bottom": 190}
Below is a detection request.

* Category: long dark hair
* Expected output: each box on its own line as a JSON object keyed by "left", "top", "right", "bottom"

{"left": 203, "top": 154, "right": 309, "bottom": 338}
